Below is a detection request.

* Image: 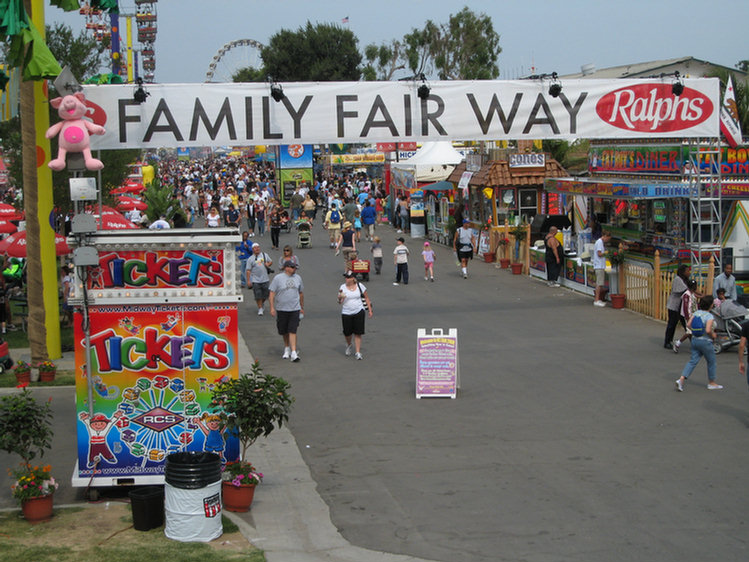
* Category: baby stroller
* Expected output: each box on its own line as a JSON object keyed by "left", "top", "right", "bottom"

{"left": 711, "top": 300, "right": 749, "bottom": 354}
{"left": 297, "top": 221, "right": 311, "bottom": 248}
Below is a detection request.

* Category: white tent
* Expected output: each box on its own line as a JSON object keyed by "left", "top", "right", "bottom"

{"left": 391, "top": 141, "right": 464, "bottom": 183}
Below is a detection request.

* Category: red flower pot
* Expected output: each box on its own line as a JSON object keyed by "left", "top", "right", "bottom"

{"left": 222, "top": 481, "right": 256, "bottom": 512}
{"left": 510, "top": 263, "right": 523, "bottom": 275}
{"left": 483, "top": 252, "right": 495, "bottom": 263}
{"left": 39, "top": 370, "right": 56, "bottom": 382}
{"left": 15, "top": 371, "right": 30, "bottom": 384}
{"left": 610, "top": 294, "right": 626, "bottom": 309}
{"left": 499, "top": 258, "right": 511, "bottom": 269}
{"left": 22, "top": 493, "right": 54, "bottom": 523}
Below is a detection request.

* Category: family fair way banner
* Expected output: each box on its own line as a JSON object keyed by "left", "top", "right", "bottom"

{"left": 81, "top": 78, "right": 720, "bottom": 149}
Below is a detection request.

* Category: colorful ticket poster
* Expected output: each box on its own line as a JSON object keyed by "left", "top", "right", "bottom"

{"left": 74, "top": 303, "right": 239, "bottom": 483}
{"left": 416, "top": 329, "right": 459, "bottom": 399}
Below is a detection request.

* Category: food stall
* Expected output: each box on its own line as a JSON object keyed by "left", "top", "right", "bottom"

{"left": 71, "top": 228, "right": 242, "bottom": 488}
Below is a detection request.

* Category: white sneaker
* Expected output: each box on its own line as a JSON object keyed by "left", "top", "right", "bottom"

{"left": 258, "top": 308, "right": 264, "bottom": 315}
{"left": 553, "top": 282, "right": 561, "bottom": 287}
{"left": 594, "top": 301, "right": 606, "bottom": 307}
{"left": 425, "top": 276, "right": 428, "bottom": 281}
{"left": 282, "top": 347, "right": 291, "bottom": 359}
{"left": 345, "top": 344, "right": 353, "bottom": 356}
{"left": 355, "top": 352, "right": 363, "bottom": 360}
{"left": 290, "top": 350, "right": 300, "bottom": 362}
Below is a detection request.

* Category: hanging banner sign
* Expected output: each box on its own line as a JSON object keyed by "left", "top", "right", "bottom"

{"left": 416, "top": 328, "right": 459, "bottom": 399}
{"left": 81, "top": 78, "right": 720, "bottom": 149}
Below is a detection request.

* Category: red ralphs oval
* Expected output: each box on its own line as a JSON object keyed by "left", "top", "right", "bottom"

{"left": 596, "top": 83, "right": 713, "bottom": 133}
{"left": 84, "top": 99, "right": 107, "bottom": 127}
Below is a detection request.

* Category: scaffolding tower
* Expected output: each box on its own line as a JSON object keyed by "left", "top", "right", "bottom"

{"left": 686, "top": 137, "right": 722, "bottom": 275}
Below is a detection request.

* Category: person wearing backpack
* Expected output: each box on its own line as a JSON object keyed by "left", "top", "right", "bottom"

{"left": 325, "top": 203, "right": 343, "bottom": 248}
{"left": 675, "top": 295, "right": 723, "bottom": 391}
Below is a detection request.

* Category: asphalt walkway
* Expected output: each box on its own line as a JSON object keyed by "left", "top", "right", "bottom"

{"left": 2, "top": 221, "right": 749, "bottom": 562}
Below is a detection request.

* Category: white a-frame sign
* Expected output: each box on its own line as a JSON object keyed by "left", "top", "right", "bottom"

{"left": 416, "top": 328, "right": 459, "bottom": 399}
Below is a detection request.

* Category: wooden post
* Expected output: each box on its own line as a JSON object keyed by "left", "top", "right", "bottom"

{"left": 654, "top": 250, "right": 661, "bottom": 318}
{"left": 523, "top": 223, "right": 531, "bottom": 274}
{"left": 706, "top": 255, "right": 715, "bottom": 296}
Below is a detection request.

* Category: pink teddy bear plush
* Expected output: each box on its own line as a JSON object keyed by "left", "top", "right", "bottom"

{"left": 46, "top": 92, "right": 105, "bottom": 171}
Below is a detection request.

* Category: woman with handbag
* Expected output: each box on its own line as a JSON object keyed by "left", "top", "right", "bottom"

{"left": 338, "top": 271, "right": 373, "bottom": 360}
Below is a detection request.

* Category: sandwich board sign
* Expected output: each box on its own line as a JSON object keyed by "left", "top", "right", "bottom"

{"left": 416, "top": 328, "right": 459, "bottom": 399}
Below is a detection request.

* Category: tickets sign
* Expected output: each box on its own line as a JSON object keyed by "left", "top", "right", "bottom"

{"left": 74, "top": 303, "right": 239, "bottom": 481}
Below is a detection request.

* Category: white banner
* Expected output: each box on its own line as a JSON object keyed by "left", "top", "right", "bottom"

{"left": 80, "top": 78, "right": 720, "bottom": 149}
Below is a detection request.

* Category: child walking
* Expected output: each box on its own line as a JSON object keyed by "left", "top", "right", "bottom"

{"left": 371, "top": 236, "right": 383, "bottom": 275}
{"left": 422, "top": 241, "right": 435, "bottom": 281}
{"left": 673, "top": 279, "right": 699, "bottom": 353}
{"left": 393, "top": 237, "right": 409, "bottom": 285}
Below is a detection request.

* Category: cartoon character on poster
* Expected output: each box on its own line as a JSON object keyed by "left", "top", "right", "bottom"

{"left": 193, "top": 412, "right": 227, "bottom": 460}
{"left": 79, "top": 410, "right": 125, "bottom": 468}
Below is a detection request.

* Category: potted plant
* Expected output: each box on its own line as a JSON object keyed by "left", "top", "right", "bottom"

{"left": 509, "top": 224, "right": 527, "bottom": 274}
{"left": 0, "top": 387, "right": 56, "bottom": 522}
{"left": 36, "top": 361, "right": 56, "bottom": 383}
{"left": 220, "top": 460, "right": 263, "bottom": 512}
{"left": 607, "top": 249, "right": 627, "bottom": 308}
{"left": 210, "top": 361, "right": 294, "bottom": 512}
{"left": 497, "top": 238, "right": 511, "bottom": 268}
{"left": 13, "top": 360, "right": 31, "bottom": 384}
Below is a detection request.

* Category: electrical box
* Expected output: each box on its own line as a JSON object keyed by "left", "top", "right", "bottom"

{"left": 69, "top": 177, "right": 97, "bottom": 201}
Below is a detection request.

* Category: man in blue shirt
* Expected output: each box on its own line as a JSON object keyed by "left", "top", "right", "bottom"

{"left": 360, "top": 200, "right": 377, "bottom": 241}
{"left": 713, "top": 263, "right": 737, "bottom": 301}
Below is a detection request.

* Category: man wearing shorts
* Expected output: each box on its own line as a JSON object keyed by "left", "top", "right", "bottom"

{"left": 246, "top": 243, "right": 272, "bottom": 315}
{"left": 269, "top": 261, "right": 305, "bottom": 362}
{"left": 593, "top": 230, "right": 611, "bottom": 307}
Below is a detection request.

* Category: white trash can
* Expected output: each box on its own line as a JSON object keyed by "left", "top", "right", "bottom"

{"left": 164, "top": 452, "right": 223, "bottom": 542}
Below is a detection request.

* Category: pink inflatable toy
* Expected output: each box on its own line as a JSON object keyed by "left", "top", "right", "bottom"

{"left": 46, "top": 92, "right": 105, "bottom": 171}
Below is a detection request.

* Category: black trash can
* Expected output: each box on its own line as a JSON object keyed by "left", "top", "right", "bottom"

{"left": 129, "top": 486, "right": 164, "bottom": 531}
{"left": 164, "top": 452, "right": 223, "bottom": 542}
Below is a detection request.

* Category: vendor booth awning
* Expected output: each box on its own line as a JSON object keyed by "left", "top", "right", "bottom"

{"left": 545, "top": 178, "right": 692, "bottom": 199}
{"left": 421, "top": 181, "right": 454, "bottom": 191}
{"left": 391, "top": 141, "right": 464, "bottom": 183}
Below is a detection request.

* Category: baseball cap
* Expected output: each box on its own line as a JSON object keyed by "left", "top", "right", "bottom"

{"left": 343, "top": 271, "right": 355, "bottom": 278}
{"left": 283, "top": 260, "right": 298, "bottom": 268}
{"left": 252, "top": 242, "right": 260, "bottom": 248}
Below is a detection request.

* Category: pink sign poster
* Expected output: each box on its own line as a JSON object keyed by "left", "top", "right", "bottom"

{"left": 416, "top": 329, "right": 459, "bottom": 399}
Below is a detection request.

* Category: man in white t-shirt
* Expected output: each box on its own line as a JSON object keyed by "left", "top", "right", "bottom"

{"left": 593, "top": 231, "right": 612, "bottom": 307}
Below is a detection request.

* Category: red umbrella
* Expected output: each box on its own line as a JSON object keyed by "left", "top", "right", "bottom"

{"left": 0, "top": 220, "right": 18, "bottom": 234}
{"left": 0, "top": 230, "right": 70, "bottom": 257}
{"left": 100, "top": 211, "right": 137, "bottom": 230}
{"left": 116, "top": 196, "right": 147, "bottom": 211}
{"left": 111, "top": 183, "right": 145, "bottom": 195}
{"left": 0, "top": 203, "right": 23, "bottom": 221}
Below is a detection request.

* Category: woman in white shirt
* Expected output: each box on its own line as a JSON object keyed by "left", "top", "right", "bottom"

{"left": 337, "top": 271, "right": 373, "bottom": 360}
{"left": 206, "top": 206, "right": 221, "bottom": 227}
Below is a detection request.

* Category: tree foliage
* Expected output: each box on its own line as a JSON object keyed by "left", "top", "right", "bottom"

{"left": 45, "top": 22, "right": 108, "bottom": 83}
{"left": 260, "top": 22, "right": 361, "bottom": 81}
{"left": 233, "top": 66, "right": 266, "bottom": 83}
{"left": 429, "top": 7, "right": 501, "bottom": 80}
{"left": 362, "top": 40, "right": 406, "bottom": 81}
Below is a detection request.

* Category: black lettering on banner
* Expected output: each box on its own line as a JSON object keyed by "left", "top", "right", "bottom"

{"left": 403, "top": 94, "right": 412, "bottom": 137}
{"left": 118, "top": 99, "right": 142, "bottom": 143}
{"left": 558, "top": 92, "right": 587, "bottom": 134}
{"left": 523, "top": 94, "right": 559, "bottom": 135}
{"left": 189, "top": 97, "right": 236, "bottom": 141}
{"left": 143, "top": 98, "right": 184, "bottom": 142}
{"left": 261, "top": 96, "right": 282, "bottom": 139}
{"left": 280, "top": 95, "right": 313, "bottom": 138}
{"left": 360, "top": 95, "right": 399, "bottom": 137}
{"left": 420, "top": 95, "right": 447, "bottom": 136}
{"left": 245, "top": 97, "right": 253, "bottom": 140}
{"left": 336, "top": 95, "right": 358, "bottom": 137}
{"left": 466, "top": 92, "right": 522, "bottom": 134}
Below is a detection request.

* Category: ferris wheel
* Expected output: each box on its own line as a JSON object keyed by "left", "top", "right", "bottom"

{"left": 205, "top": 39, "right": 264, "bottom": 83}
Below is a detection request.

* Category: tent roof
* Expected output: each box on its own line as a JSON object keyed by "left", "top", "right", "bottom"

{"left": 393, "top": 141, "right": 464, "bottom": 168}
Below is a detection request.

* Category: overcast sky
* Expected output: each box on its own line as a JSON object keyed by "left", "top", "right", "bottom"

{"left": 48, "top": 0, "right": 748, "bottom": 84}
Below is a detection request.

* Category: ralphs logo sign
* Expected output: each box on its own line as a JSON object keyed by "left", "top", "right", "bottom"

{"left": 596, "top": 83, "right": 713, "bottom": 133}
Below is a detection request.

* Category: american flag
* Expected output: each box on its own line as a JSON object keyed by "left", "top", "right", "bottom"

{"left": 341, "top": 16, "right": 349, "bottom": 23}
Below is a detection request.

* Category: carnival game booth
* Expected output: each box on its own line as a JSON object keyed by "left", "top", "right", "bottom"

{"left": 70, "top": 228, "right": 242, "bottom": 489}
{"left": 536, "top": 177, "right": 692, "bottom": 294}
